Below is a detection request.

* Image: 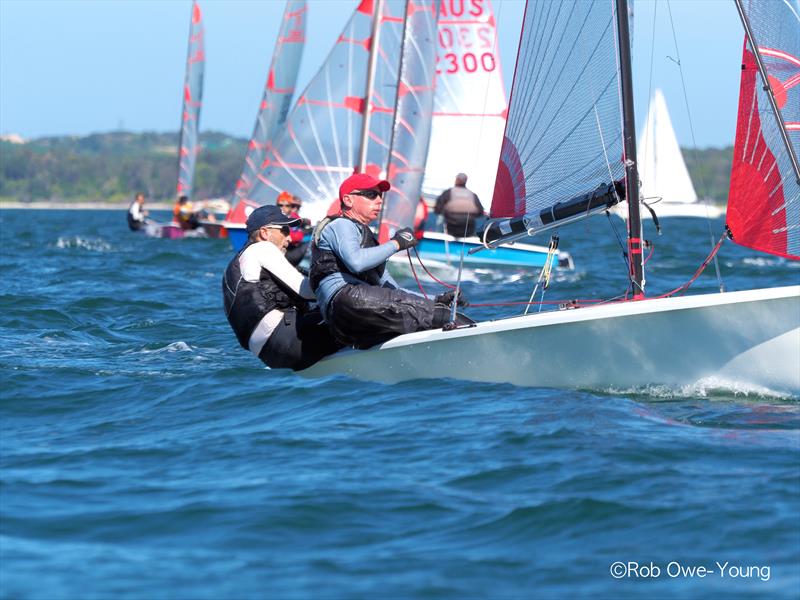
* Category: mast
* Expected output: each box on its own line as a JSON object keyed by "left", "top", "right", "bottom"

{"left": 357, "top": 0, "right": 384, "bottom": 172}
{"left": 734, "top": 0, "right": 800, "bottom": 183}
{"left": 615, "top": 0, "right": 645, "bottom": 298}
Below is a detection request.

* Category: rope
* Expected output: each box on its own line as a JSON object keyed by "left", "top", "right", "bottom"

{"left": 406, "top": 248, "right": 428, "bottom": 298}
{"left": 411, "top": 247, "right": 456, "bottom": 288}
{"left": 650, "top": 231, "right": 727, "bottom": 299}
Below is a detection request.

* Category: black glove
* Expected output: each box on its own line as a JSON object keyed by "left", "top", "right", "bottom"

{"left": 391, "top": 227, "right": 418, "bottom": 251}
{"left": 435, "top": 290, "right": 469, "bottom": 307}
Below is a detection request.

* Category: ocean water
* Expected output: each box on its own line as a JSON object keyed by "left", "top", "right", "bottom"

{"left": 1, "top": 208, "right": 798, "bottom": 599}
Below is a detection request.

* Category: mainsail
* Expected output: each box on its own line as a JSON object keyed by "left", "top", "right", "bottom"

{"left": 247, "top": 0, "right": 405, "bottom": 223}
{"left": 231, "top": 0, "right": 307, "bottom": 211}
{"left": 378, "top": 0, "right": 439, "bottom": 242}
{"left": 639, "top": 89, "right": 698, "bottom": 205}
{"left": 488, "top": 0, "right": 625, "bottom": 238}
{"left": 422, "top": 0, "right": 507, "bottom": 208}
{"left": 728, "top": 0, "right": 800, "bottom": 260}
{"left": 176, "top": 1, "right": 205, "bottom": 200}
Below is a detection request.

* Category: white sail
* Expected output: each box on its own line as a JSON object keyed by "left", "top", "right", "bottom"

{"left": 617, "top": 88, "right": 723, "bottom": 219}
{"left": 639, "top": 89, "right": 697, "bottom": 205}
{"left": 421, "top": 0, "right": 506, "bottom": 209}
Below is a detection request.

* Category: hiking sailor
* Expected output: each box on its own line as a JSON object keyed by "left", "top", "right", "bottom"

{"left": 127, "top": 192, "right": 149, "bottom": 231}
{"left": 434, "top": 172, "right": 485, "bottom": 237}
{"left": 222, "top": 205, "right": 340, "bottom": 371}
{"left": 310, "top": 173, "right": 470, "bottom": 350}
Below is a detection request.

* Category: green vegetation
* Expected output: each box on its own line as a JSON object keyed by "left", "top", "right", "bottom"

{"left": 0, "top": 131, "right": 245, "bottom": 203}
{"left": 0, "top": 131, "right": 734, "bottom": 204}
{"left": 683, "top": 146, "right": 733, "bottom": 204}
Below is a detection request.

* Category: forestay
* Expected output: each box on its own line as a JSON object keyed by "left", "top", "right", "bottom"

{"left": 247, "top": 0, "right": 405, "bottom": 223}
{"left": 231, "top": 1, "right": 307, "bottom": 211}
{"left": 489, "top": 0, "right": 625, "bottom": 237}
{"left": 176, "top": 1, "right": 205, "bottom": 200}
{"left": 379, "top": 0, "right": 439, "bottom": 242}
{"left": 422, "top": 0, "right": 507, "bottom": 208}
{"left": 728, "top": 0, "right": 800, "bottom": 260}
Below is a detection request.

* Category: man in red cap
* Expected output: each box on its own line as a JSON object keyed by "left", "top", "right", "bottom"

{"left": 308, "top": 173, "right": 470, "bottom": 349}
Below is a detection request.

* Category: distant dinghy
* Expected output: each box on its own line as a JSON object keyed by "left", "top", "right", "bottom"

{"left": 617, "top": 88, "right": 724, "bottom": 220}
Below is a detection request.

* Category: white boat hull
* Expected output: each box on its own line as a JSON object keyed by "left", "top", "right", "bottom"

{"left": 614, "top": 200, "right": 725, "bottom": 220}
{"left": 302, "top": 286, "right": 800, "bottom": 395}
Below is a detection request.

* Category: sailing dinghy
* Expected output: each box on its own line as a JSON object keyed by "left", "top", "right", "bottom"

{"left": 302, "top": 0, "right": 800, "bottom": 395}
{"left": 217, "top": 0, "right": 307, "bottom": 241}
{"left": 614, "top": 88, "right": 724, "bottom": 220}
{"left": 147, "top": 1, "right": 206, "bottom": 240}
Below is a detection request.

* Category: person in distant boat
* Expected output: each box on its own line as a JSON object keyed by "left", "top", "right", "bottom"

{"left": 276, "top": 191, "right": 311, "bottom": 267}
{"left": 309, "top": 173, "right": 471, "bottom": 350}
{"left": 434, "top": 172, "right": 484, "bottom": 237}
{"left": 173, "top": 196, "right": 200, "bottom": 230}
{"left": 127, "top": 192, "right": 149, "bottom": 231}
{"left": 222, "top": 205, "right": 340, "bottom": 371}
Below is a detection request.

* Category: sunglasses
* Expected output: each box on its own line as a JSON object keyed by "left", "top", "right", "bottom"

{"left": 277, "top": 203, "right": 300, "bottom": 208}
{"left": 265, "top": 225, "right": 291, "bottom": 235}
{"left": 352, "top": 189, "right": 383, "bottom": 200}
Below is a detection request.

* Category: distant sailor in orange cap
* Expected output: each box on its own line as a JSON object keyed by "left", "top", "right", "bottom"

{"left": 275, "top": 191, "right": 311, "bottom": 266}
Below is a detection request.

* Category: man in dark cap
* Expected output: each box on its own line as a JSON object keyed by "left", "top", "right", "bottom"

{"left": 434, "top": 172, "right": 484, "bottom": 237}
{"left": 222, "top": 205, "right": 340, "bottom": 371}
{"left": 309, "top": 173, "right": 470, "bottom": 349}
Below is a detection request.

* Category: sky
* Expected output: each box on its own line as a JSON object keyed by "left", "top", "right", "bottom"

{"left": 0, "top": 0, "right": 743, "bottom": 148}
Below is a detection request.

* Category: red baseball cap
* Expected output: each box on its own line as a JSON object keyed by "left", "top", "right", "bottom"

{"left": 338, "top": 173, "right": 391, "bottom": 201}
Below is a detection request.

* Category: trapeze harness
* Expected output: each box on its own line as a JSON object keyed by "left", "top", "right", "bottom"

{"left": 309, "top": 216, "right": 385, "bottom": 292}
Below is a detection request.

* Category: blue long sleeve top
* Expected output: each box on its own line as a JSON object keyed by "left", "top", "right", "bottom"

{"left": 314, "top": 219, "right": 401, "bottom": 319}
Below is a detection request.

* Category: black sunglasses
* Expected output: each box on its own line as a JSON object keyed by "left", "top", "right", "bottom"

{"left": 265, "top": 225, "right": 291, "bottom": 235}
{"left": 352, "top": 189, "right": 383, "bottom": 200}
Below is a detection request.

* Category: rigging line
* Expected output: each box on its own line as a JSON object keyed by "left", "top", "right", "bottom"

{"left": 665, "top": 0, "right": 725, "bottom": 292}
{"left": 650, "top": 230, "right": 727, "bottom": 299}
{"left": 406, "top": 249, "right": 428, "bottom": 298}
{"left": 605, "top": 210, "right": 632, "bottom": 272}
{"left": 411, "top": 247, "right": 456, "bottom": 288}
{"left": 450, "top": 214, "right": 470, "bottom": 324}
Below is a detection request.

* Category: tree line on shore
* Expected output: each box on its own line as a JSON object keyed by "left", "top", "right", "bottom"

{"left": 0, "top": 131, "right": 733, "bottom": 204}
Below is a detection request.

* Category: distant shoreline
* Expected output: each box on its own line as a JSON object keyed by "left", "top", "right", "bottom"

{"left": 0, "top": 202, "right": 173, "bottom": 210}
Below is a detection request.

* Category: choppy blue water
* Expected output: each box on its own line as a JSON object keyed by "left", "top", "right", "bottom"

{"left": 1, "top": 208, "right": 798, "bottom": 599}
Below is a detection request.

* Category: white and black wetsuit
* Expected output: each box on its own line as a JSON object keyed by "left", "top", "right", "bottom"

{"left": 309, "top": 217, "right": 451, "bottom": 349}
{"left": 222, "top": 240, "right": 340, "bottom": 370}
{"left": 434, "top": 185, "right": 484, "bottom": 237}
{"left": 127, "top": 201, "right": 146, "bottom": 231}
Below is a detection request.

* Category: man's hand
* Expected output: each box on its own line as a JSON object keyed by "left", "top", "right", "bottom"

{"left": 391, "top": 228, "right": 418, "bottom": 251}
{"left": 435, "top": 290, "right": 469, "bottom": 307}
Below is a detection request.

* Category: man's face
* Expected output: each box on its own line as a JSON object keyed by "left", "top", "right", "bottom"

{"left": 261, "top": 225, "right": 290, "bottom": 252}
{"left": 343, "top": 189, "right": 383, "bottom": 224}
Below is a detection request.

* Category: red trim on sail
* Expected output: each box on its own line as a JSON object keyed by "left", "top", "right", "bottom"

{"left": 192, "top": 2, "right": 201, "bottom": 24}
{"left": 357, "top": 0, "right": 373, "bottom": 15}
{"left": 491, "top": 135, "right": 526, "bottom": 217}
{"left": 727, "top": 43, "right": 791, "bottom": 258}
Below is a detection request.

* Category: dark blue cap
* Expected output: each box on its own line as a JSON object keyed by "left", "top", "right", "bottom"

{"left": 245, "top": 205, "right": 302, "bottom": 233}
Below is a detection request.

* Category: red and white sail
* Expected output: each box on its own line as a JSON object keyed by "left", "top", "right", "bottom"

{"left": 727, "top": 0, "right": 800, "bottom": 260}
{"left": 229, "top": 0, "right": 307, "bottom": 221}
{"left": 421, "top": 0, "right": 507, "bottom": 209}
{"left": 246, "top": 0, "right": 405, "bottom": 223}
{"left": 379, "top": 0, "right": 439, "bottom": 242}
{"left": 176, "top": 1, "right": 205, "bottom": 200}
